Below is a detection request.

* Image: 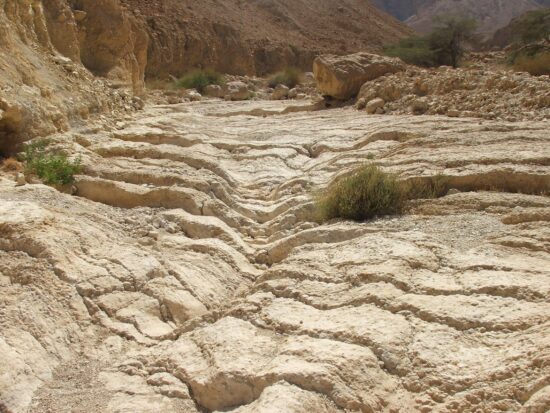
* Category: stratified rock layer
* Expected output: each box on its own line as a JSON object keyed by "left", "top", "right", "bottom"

{"left": 0, "top": 100, "right": 549, "bottom": 412}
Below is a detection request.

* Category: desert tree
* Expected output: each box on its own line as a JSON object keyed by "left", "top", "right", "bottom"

{"left": 429, "top": 15, "right": 478, "bottom": 68}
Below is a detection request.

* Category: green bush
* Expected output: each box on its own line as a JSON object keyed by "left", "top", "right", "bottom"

{"left": 316, "top": 165, "right": 452, "bottom": 222}
{"left": 508, "top": 43, "right": 550, "bottom": 76}
{"left": 402, "top": 175, "right": 450, "bottom": 200}
{"left": 24, "top": 139, "right": 81, "bottom": 185}
{"left": 176, "top": 69, "right": 225, "bottom": 93}
{"left": 268, "top": 68, "right": 302, "bottom": 88}
{"left": 317, "top": 165, "right": 406, "bottom": 221}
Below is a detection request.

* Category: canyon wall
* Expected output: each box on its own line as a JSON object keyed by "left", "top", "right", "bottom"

{"left": 0, "top": 0, "right": 411, "bottom": 154}
{"left": 121, "top": 0, "right": 412, "bottom": 78}
{"left": 0, "top": 0, "right": 146, "bottom": 156}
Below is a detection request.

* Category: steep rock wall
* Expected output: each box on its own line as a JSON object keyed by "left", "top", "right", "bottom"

{"left": 0, "top": 0, "right": 146, "bottom": 155}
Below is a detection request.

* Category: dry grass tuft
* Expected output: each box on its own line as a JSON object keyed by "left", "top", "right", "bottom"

{"left": 513, "top": 52, "right": 550, "bottom": 76}
{"left": 1, "top": 157, "right": 24, "bottom": 172}
{"left": 316, "top": 166, "right": 452, "bottom": 222}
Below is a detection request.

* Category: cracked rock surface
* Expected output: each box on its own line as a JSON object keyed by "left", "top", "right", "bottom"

{"left": 1, "top": 100, "right": 549, "bottom": 412}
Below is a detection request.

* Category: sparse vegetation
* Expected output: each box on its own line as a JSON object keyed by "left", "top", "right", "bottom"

{"left": 402, "top": 174, "right": 451, "bottom": 200}
{"left": 23, "top": 139, "right": 81, "bottom": 185}
{"left": 501, "top": 9, "right": 550, "bottom": 76}
{"left": 317, "top": 165, "right": 406, "bottom": 221}
{"left": 268, "top": 67, "right": 302, "bottom": 88}
{"left": 316, "top": 165, "right": 451, "bottom": 222}
{"left": 176, "top": 69, "right": 225, "bottom": 93}
{"left": 385, "top": 15, "right": 478, "bottom": 68}
{"left": 512, "top": 51, "right": 550, "bottom": 76}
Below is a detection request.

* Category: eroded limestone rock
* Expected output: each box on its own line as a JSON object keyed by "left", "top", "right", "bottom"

{"left": 313, "top": 52, "right": 405, "bottom": 100}
{"left": 0, "top": 100, "right": 549, "bottom": 412}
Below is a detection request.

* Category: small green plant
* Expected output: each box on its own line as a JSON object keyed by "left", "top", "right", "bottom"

{"left": 24, "top": 139, "right": 81, "bottom": 185}
{"left": 268, "top": 68, "right": 302, "bottom": 88}
{"left": 316, "top": 165, "right": 452, "bottom": 222}
{"left": 176, "top": 69, "right": 225, "bottom": 93}
{"left": 317, "top": 165, "right": 406, "bottom": 221}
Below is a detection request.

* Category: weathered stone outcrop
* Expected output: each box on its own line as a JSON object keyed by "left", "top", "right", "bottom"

{"left": 0, "top": 0, "right": 145, "bottom": 156}
{"left": 356, "top": 61, "right": 550, "bottom": 121}
{"left": 313, "top": 52, "right": 406, "bottom": 100}
{"left": 70, "top": 0, "right": 148, "bottom": 92}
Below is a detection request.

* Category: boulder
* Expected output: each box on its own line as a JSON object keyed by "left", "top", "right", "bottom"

{"left": 204, "top": 84, "right": 224, "bottom": 98}
{"left": 184, "top": 90, "right": 202, "bottom": 102}
{"left": 410, "top": 98, "right": 429, "bottom": 115}
{"left": 288, "top": 88, "right": 298, "bottom": 99}
{"left": 356, "top": 97, "right": 367, "bottom": 110}
{"left": 272, "top": 84, "right": 289, "bottom": 100}
{"left": 313, "top": 52, "right": 405, "bottom": 100}
{"left": 366, "top": 98, "right": 385, "bottom": 114}
{"left": 224, "top": 81, "right": 250, "bottom": 101}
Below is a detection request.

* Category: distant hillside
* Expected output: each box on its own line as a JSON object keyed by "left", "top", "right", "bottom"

{"left": 372, "top": 0, "right": 549, "bottom": 38}
{"left": 491, "top": 8, "right": 550, "bottom": 48}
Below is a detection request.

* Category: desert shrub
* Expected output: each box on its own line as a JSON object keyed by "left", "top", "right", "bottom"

{"left": 316, "top": 165, "right": 452, "bottom": 222}
{"left": 385, "top": 15, "right": 477, "bottom": 68}
{"left": 512, "top": 52, "right": 550, "bottom": 76}
{"left": 24, "top": 139, "right": 81, "bottom": 185}
{"left": 176, "top": 69, "right": 225, "bottom": 93}
{"left": 268, "top": 67, "right": 302, "bottom": 88}
{"left": 317, "top": 165, "right": 406, "bottom": 221}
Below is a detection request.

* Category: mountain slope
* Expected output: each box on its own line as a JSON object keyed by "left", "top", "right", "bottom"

{"left": 370, "top": 0, "right": 427, "bottom": 21}
{"left": 122, "top": 0, "right": 412, "bottom": 77}
{"left": 372, "top": 0, "right": 548, "bottom": 37}
{"left": 406, "top": 0, "right": 544, "bottom": 36}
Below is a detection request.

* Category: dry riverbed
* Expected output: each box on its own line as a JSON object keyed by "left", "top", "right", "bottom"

{"left": 1, "top": 99, "right": 549, "bottom": 412}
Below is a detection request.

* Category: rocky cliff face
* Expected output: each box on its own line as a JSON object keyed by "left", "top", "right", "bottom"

{"left": 0, "top": 0, "right": 146, "bottom": 156}
{"left": 0, "top": 0, "right": 411, "bottom": 155}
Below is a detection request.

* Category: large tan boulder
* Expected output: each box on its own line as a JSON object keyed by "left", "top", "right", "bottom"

{"left": 313, "top": 52, "right": 405, "bottom": 100}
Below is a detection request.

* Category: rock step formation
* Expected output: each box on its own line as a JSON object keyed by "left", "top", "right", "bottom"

{"left": 0, "top": 100, "right": 549, "bottom": 412}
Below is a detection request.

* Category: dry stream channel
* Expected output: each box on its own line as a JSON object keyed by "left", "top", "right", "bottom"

{"left": 1, "top": 99, "right": 549, "bottom": 412}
